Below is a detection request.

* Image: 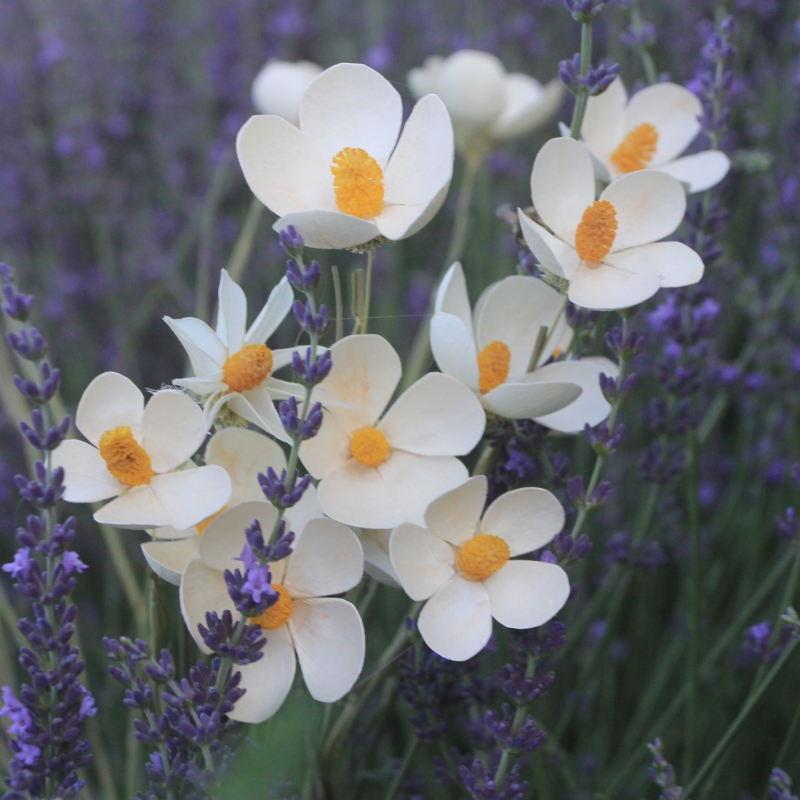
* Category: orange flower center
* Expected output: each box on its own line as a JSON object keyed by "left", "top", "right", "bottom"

{"left": 477, "top": 341, "right": 511, "bottom": 394}
{"left": 457, "top": 534, "right": 510, "bottom": 582}
{"left": 350, "top": 427, "right": 390, "bottom": 468}
{"left": 195, "top": 506, "right": 227, "bottom": 535}
{"left": 251, "top": 584, "right": 293, "bottom": 630}
{"left": 222, "top": 344, "right": 273, "bottom": 393}
{"left": 610, "top": 123, "right": 659, "bottom": 174}
{"left": 98, "top": 426, "right": 154, "bottom": 486}
{"left": 331, "top": 147, "right": 384, "bottom": 219}
{"left": 574, "top": 200, "right": 618, "bottom": 266}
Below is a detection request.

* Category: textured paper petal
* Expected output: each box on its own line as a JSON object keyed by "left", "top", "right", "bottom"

{"left": 284, "top": 484, "right": 323, "bottom": 537}
{"left": 173, "top": 375, "right": 226, "bottom": 396}
{"left": 407, "top": 56, "right": 443, "bottom": 99}
{"left": 424, "top": 475, "right": 486, "bottom": 547}
{"left": 418, "top": 577, "right": 493, "bottom": 661}
{"left": 215, "top": 269, "right": 248, "bottom": 355}
{"left": 568, "top": 262, "right": 661, "bottom": 311}
{"left": 604, "top": 242, "right": 704, "bottom": 288}
{"left": 481, "top": 380, "right": 581, "bottom": 420}
{"left": 298, "top": 409, "right": 352, "bottom": 480}
{"left": 581, "top": 76, "right": 628, "bottom": 163}
{"left": 245, "top": 276, "right": 295, "bottom": 346}
{"left": 94, "top": 485, "right": 170, "bottom": 530}
{"left": 273, "top": 210, "right": 380, "bottom": 250}
{"left": 180, "top": 558, "right": 236, "bottom": 652}
{"left": 317, "top": 462, "right": 405, "bottom": 529}
{"left": 148, "top": 466, "right": 231, "bottom": 532}
{"left": 75, "top": 372, "right": 144, "bottom": 447}
{"left": 390, "top": 523, "right": 456, "bottom": 600}
{"left": 142, "top": 538, "right": 199, "bottom": 585}
{"left": 163, "top": 317, "right": 227, "bottom": 377}
{"left": 376, "top": 180, "right": 451, "bottom": 241}
{"left": 141, "top": 390, "right": 207, "bottom": 473}
{"left": 52, "top": 440, "right": 122, "bottom": 502}
{"left": 359, "top": 528, "right": 400, "bottom": 587}
{"left": 198, "top": 500, "right": 278, "bottom": 572}
{"left": 436, "top": 50, "right": 506, "bottom": 127}
{"left": 517, "top": 212, "right": 581, "bottom": 280}
{"left": 654, "top": 150, "right": 731, "bottom": 194}
{"left": 430, "top": 312, "right": 480, "bottom": 391}
{"left": 290, "top": 597, "right": 365, "bottom": 702}
{"left": 229, "top": 389, "right": 291, "bottom": 443}
{"left": 435, "top": 262, "right": 473, "bottom": 332}
{"left": 485, "top": 561, "right": 570, "bottom": 629}
{"left": 481, "top": 487, "right": 565, "bottom": 556}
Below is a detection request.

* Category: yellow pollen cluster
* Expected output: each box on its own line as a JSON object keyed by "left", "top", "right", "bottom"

{"left": 331, "top": 147, "right": 384, "bottom": 219}
{"left": 610, "top": 123, "right": 659, "bottom": 174}
{"left": 222, "top": 344, "right": 273, "bottom": 393}
{"left": 457, "top": 534, "right": 510, "bottom": 582}
{"left": 98, "top": 426, "right": 154, "bottom": 486}
{"left": 350, "top": 427, "right": 390, "bottom": 468}
{"left": 477, "top": 341, "right": 511, "bottom": 394}
{"left": 195, "top": 506, "right": 227, "bottom": 536}
{"left": 252, "top": 584, "right": 294, "bottom": 630}
{"left": 574, "top": 200, "right": 618, "bottom": 266}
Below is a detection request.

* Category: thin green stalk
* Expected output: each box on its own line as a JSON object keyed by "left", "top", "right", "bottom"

{"left": 629, "top": 1, "right": 658, "bottom": 85}
{"left": 359, "top": 248, "right": 376, "bottom": 334}
{"left": 99, "top": 523, "right": 148, "bottom": 635}
{"left": 569, "top": 22, "right": 594, "bottom": 139}
{"left": 383, "top": 735, "right": 420, "bottom": 800}
{"left": 773, "top": 690, "right": 800, "bottom": 774}
{"left": 331, "top": 265, "right": 344, "bottom": 341}
{"left": 494, "top": 654, "right": 538, "bottom": 785}
{"left": 226, "top": 197, "right": 264, "bottom": 283}
{"left": 0, "top": 582, "right": 26, "bottom": 649}
{"left": 444, "top": 154, "right": 482, "bottom": 269}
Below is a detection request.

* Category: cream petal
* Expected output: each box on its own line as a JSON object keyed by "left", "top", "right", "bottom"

{"left": 52, "top": 440, "right": 122, "bottom": 502}
{"left": 141, "top": 390, "right": 207, "bottom": 473}
{"left": 517, "top": 212, "right": 580, "bottom": 280}
{"left": 236, "top": 115, "right": 333, "bottom": 216}
{"left": 273, "top": 211, "right": 380, "bottom": 250}
{"left": 532, "top": 358, "right": 616, "bottom": 433}
{"left": 269, "top": 348, "right": 305, "bottom": 374}
{"left": 389, "top": 523, "right": 455, "bottom": 601}
{"left": 418, "top": 577, "right": 492, "bottom": 661}
{"left": 251, "top": 60, "right": 322, "bottom": 122}
{"left": 485, "top": 561, "right": 570, "bottom": 629}
{"left": 601, "top": 170, "right": 686, "bottom": 252}
{"left": 582, "top": 76, "right": 628, "bottom": 163}
{"left": 94, "top": 485, "right": 170, "bottom": 530}
{"left": 284, "top": 483, "right": 323, "bottom": 536}
{"left": 530, "top": 137, "right": 595, "bottom": 245}
{"left": 149, "top": 466, "right": 231, "bottom": 532}
{"left": 376, "top": 181, "right": 451, "bottom": 241}
{"left": 358, "top": 528, "right": 400, "bottom": 587}
{"left": 75, "top": 372, "right": 144, "bottom": 447}
{"left": 435, "top": 262, "right": 473, "bottom": 332}
{"left": 407, "top": 56, "right": 444, "bottom": 99}
{"left": 173, "top": 375, "right": 226, "bottom": 396}
{"left": 215, "top": 270, "right": 248, "bottom": 355}
{"left": 378, "top": 373, "right": 485, "bottom": 456}
{"left": 290, "top": 597, "right": 365, "bottom": 703}
{"left": 435, "top": 50, "right": 506, "bottom": 128}
{"left": 245, "top": 277, "right": 294, "bottom": 346}
{"left": 423, "top": 475, "right": 486, "bottom": 547}
{"left": 229, "top": 390, "right": 291, "bottom": 444}
{"left": 142, "top": 538, "right": 199, "bottom": 585}
{"left": 568, "top": 262, "right": 661, "bottom": 311}
{"left": 298, "top": 409, "right": 352, "bottom": 480}
{"left": 163, "top": 317, "right": 227, "bottom": 377}
{"left": 430, "top": 312, "right": 480, "bottom": 391}
{"left": 317, "top": 462, "right": 405, "bottom": 529}
{"left": 604, "top": 242, "right": 704, "bottom": 288}
{"left": 284, "top": 517, "right": 364, "bottom": 598}
{"left": 654, "top": 150, "right": 731, "bottom": 194}
{"left": 378, "top": 451, "right": 469, "bottom": 527}
{"left": 180, "top": 558, "right": 236, "bottom": 652}
{"left": 491, "top": 75, "right": 563, "bottom": 141}
{"left": 299, "top": 63, "right": 402, "bottom": 168}
{"left": 481, "top": 380, "right": 582, "bottom": 420}
{"left": 262, "top": 376, "right": 305, "bottom": 402}
{"left": 229, "top": 625, "right": 296, "bottom": 723}
{"left": 154, "top": 524, "right": 197, "bottom": 541}
{"left": 481, "top": 487, "right": 565, "bottom": 556}
{"left": 199, "top": 500, "right": 278, "bottom": 572}
{"left": 204, "top": 391, "right": 235, "bottom": 430}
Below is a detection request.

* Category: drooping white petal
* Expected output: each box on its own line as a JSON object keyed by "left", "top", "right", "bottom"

{"left": 517, "top": 212, "right": 581, "bottom": 280}
{"left": 199, "top": 500, "right": 278, "bottom": 572}
{"left": 359, "top": 528, "right": 400, "bottom": 587}
{"left": 142, "top": 537, "right": 199, "bottom": 585}
{"left": 94, "top": 485, "right": 170, "bottom": 530}
{"left": 581, "top": 76, "right": 628, "bottom": 163}
{"left": 435, "top": 262, "right": 473, "bottom": 332}
{"left": 491, "top": 75, "right": 563, "bottom": 141}
{"left": 481, "top": 487, "right": 565, "bottom": 556}
{"left": 75, "top": 372, "right": 144, "bottom": 447}
{"left": 251, "top": 60, "right": 322, "bottom": 123}
{"left": 273, "top": 210, "right": 380, "bottom": 250}
{"left": 485, "top": 561, "right": 570, "bottom": 629}
{"left": 141, "top": 390, "right": 207, "bottom": 473}
{"left": 298, "top": 409, "right": 352, "bottom": 480}
{"left": 52, "top": 440, "right": 122, "bottom": 502}
{"left": 215, "top": 270, "right": 248, "bottom": 355}
{"left": 654, "top": 150, "right": 731, "bottom": 194}
{"left": 376, "top": 181, "right": 451, "bottom": 242}
{"left": 435, "top": 50, "right": 506, "bottom": 128}
{"left": 568, "top": 262, "right": 661, "bottom": 311}
{"left": 148, "top": 465, "right": 232, "bottom": 532}
{"left": 180, "top": 558, "right": 237, "bottom": 652}
{"left": 229, "top": 389, "right": 291, "bottom": 444}
{"left": 480, "top": 379, "right": 582, "bottom": 420}
{"left": 389, "top": 523, "right": 456, "bottom": 601}
{"left": 604, "top": 242, "right": 704, "bottom": 289}
{"left": 430, "top": 312, "right": 480, "bottom": 391}
{"left": 163, "top": 317, "right": 227, "bottom": 377}
{"left": 245, "top": 277, "right": 295, "bottom": 346}
{"left": 424, "top": 475, "right": 486, "bottom": 547}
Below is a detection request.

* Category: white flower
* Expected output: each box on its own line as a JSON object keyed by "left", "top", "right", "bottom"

{"left": 357, "top": 528, "right": 400, "bottom": 587}
{"left": 52, "top": 372, "right": 231, "bottom": 531}
{"left": 251, "top": 59, "right": 323, "bottom": 124}
{"left": 237, "top": 62, "right": 454, "bottom": 250}
{"left": 518, "top": 137, "right": 704, "bottom": 311}
{"left": 180, "top": 509, "right": 365, "bottom": 723}
{"left": 165, "top": 270, "right": 299, "bottom": 440}
{"left": 581, "top": 77, "right": 730, "bottom": 194}
{"left": 299, "top": 334, "right": 486, "bottom": 529}
{"left": 390, "top": 476, "right": 569, "bottom": 661}
{"left": 141, "top": 427, "right": 322, "bottom": 585}
{"left": 408, "top": 50, "right": 562, "bottom": 157}
{"left": 431, "top": 263, "right": 617, "bottom": 432}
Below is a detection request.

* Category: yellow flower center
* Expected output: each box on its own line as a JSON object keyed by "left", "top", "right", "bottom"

{"left": 331, "top": 147, "right": 384, "bottom": 219}
{"left": 222, "top": 344, "right": 273, "bottom": 393}
{"left": 252, "top": 584, "right": 293, "bottom": 630}
{"left": 574, "top": 200, "right": 618, "bottom": 266}
{"left": 350, "top": 427, "right": 390, "bottom": 468}
{"left": 477, "top": 341, "right": 511, "bottom": 394}
{"left": 457, "top": 534, "right": 510, "bottom": 582}
{"left": 195, "top": 506, "right": 227, "bottom": 536}
{"left": 98, "top": 426, "right": 154, "bottom": 486}
{"left": 610, "top": 123, "right": 659, "bottom": 174}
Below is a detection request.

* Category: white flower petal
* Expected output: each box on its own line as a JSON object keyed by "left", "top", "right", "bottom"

{"left": 299, "top": 63, "right": 402, "bottom": 168}
{"left": 485, "top": 560, "right": 570, "bottom": 629}
{"left": 173, "top": 375, "right": 226, "bottom": 396}
{"left": 75, "top": 372, "right": 144, "bottom": 447}
{"left": 491, "top": 76, "right": 563, "bottom": 140}
{"left": 359, "top": 528, "right": 400, "bottom": 587}
{"left": 269, "top": 348, "right": 305, "bottom": 375}
{"left": 215, "top": 270, "right": 248, "bottom": 355}
{"left": 229, "top": 390, "right": 291, "bottom": 443}
{"left": 94, "top": 485, "right": 170, "bottom": 530}
{"left": 199, "top": 500, "right": 278, "bottom": 572}
{"left": 154, "top": 524, "right": 197, "bottom": 541}
{"left": 389, "top": 523, "right": 456, "bottom": 601}
{"left": 435, "top": 262, "right": 473, "bottom": 332}
{"left": 481, "top": 487, "right": 565, "bottom": 556}
{"left": 141, "top": 390, "right": 207, "bottom": 473}
{"left": 424, "top": 475, "right": 486, "bottom": 547}
{"left": 481, "top": 380, "right": 582, "bottom": 420}
{"left": 568, "top": 262, "right": 661, "bottom": 311}
{"left": 163, "top": 317, "right": 227, "bottom": 377}
{"left": 180, "top": 558, "right": 237, "bottom": 652}
{"left": 604, "top": 242, "right": 704, "bottom": 288}
{"left": 376, "top": 181, "right": 451, "bottom": 241}
{"left": 52, "top": 440, "right": 122, "bottom": 502}
{"left": 407, "top": 56, "right": 443, "bottom": 99}
{"left": 273, "top": 211, "right": 380, "bottom": 250}
{"left": 299, "top": 409, "right": 352, "bottom": 480}
{"left": 418, "top": 577, "right": 492, "bottom": 661}
{"left": 582, "top": 76, "right": 628, "bottom": 163}
{"left": 530, "top": 137, "right": 595, "bottom": 245}
{"left": 284, "top": 517, "right": 364, "bottom": 598}
{"left": 378, "top": 373, "right": 485, "bottom": 456}
{"left": 435, "top": 50, "right": 506, "bottom": 128}
{"left": 149, "top": 466, "right": 232, "bottom": 532}
{"left": 654, "top": 150, "right": 731, "bottom": 194}
{"left": 317, "top": 462, "right": 405, "bottom": 529}
{"left": 517, "top": 211, "right": 580, "bottom": 280}
{"left": 284, "top": 483, "right": 323, "bottom": 536}
{"left": 251, "top": 60, "right": 322, "bottom": 122}
{"left": 142, "top": 538, "right": 199, "bottom": 585}
{"left": 245, "top": 277, "right": 295, "bottom": 346}
{"left": 290, "top": 597, "right": 365, "bottom": 702}
{"left": 430, "top": 312, "right": 480, "bottom": 391}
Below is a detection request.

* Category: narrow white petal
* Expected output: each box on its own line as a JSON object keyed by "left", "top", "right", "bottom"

{"left": 245, "top": 276, "right": 295, "bottom": 346}
{"left": 434, "top": 262, "right": 473, "bottom": 331}
{"left": 149, "top": 465, "right": 231, "bottom": 532}
{"left": 481, "top": 487, "right": 565, "bottom": 556}
{"left": 142, "top": 538, "right": 199, "bottom": 585}
{"left": 430, "top": 312, "right": 480, "bottom": 391}
{"left": 582, "top": 76, "right": 628, "bottom": 163}
{"left": 75, "top": 372, "right": 144, "bottom": 447}
{"left": 424, "top": 475, "right": 486, "bottom": 547}
{"left": 376, "top": 180, "right": 451, "bottom": 241}
{"left": 653, "top": 151, "right": 731, "bottom": 194}
{"left": 52, "top": 440, "right": 122, "bottom": 502}
{"left": 358, "top": 528, "right": 400, "bottom": 587}
{"left": 481, "top": 380, "right": 581, "bottom": 420}
{"left": 390, "top": 523, "right": 455, "bottom": 601}
{"left": 173, "top": 375, "right": 226, "bottom": 396}
{"left": 215, "top": 270, "right": 248, "bottom": 355}
{"left": 163, "top": 317, "right": 227, "bottom": 377}
{"left": 141, "top": 390, "right": 207, "bottom": 473}
{"left": 485, "top": 561, "right": 570, "bottom": 629}
{"left": 229, "top": 390, "right": 291, "bottom": 443}
{"left": 517, "top": 212, "right": 580, "bottom": 280}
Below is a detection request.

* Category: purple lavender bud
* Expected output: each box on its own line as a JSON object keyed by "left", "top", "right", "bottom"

{"left": 584, "top": 422, "right": 625, "bottom": 455}
{"left": 279, "top": 225, "right": 304, "bottom": 256}
{"left": 286, "top": 257, "right": 321, "bottom": 291}
{"left": 621, "top": 20, "right": 656, "bottom": 49}
{"left": 0, "top": 263, "right": 15, "bottom": 283}
{"left": 2, "top": 284, "right": 35, "bottom": 322}
{"left": 559, "top": 54, "right": 582, "bottom": 94}
{"left": 563, "top": 0, "right": 607, "bottom": 22}
{"left": 590, "top": 481, "right": 613, "bottom": 506}
{"left": 278, "top": 396, "right": 301, "bottom": 437}
{"left": 769, "top": 769, "right": 798, "bottom": 800}
{"left": 567, "top": 476, "right": 585, "bottom": 505}
{"left": 3, "top": 547, "right": 33, "bottom": 580}
{"left": 606, "top": 327, "right": 645, "bottom": 360}
{"left": 293, "top": 300, "right": 328, "bottom": 335}
{"left": 584, "top": 62, "right": 621, "bottom": 95}
{"left": 292, "top": 347, "right": 332, "bottom": 386}
{"left": 301, "top": 401, "right": 324, "bottom": 440}
{"left": 776, "top": 508, "right": 799, "bottom": 542}
{"left": 607, "top": 532, "right": 631, "bottom": 564}
{"left": 7, "top": 328, "right": 48, "bottom": 362}
{"left": 540, "top": 550, "right": 558, "bottom": 564}
{"left": 599, "top": 372, "right": 617, "bottom": 403}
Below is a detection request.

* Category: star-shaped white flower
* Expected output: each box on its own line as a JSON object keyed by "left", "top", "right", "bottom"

{"left": 52, "top": 372, "right": 231, "bottom": 531}
{"left": 165, "top": 270, "right": 298, "bottom": 440}
{"left": 431, "top": 263, "right": 617, "bottom": 432}
{"left": 251, "top": 59, "right": 322, "bottom": 124}
{"left": 518, "top": 137, "right": 704, "bottom": 311}
{"left": 237, "top": 62, "right": 454, "bottom": 250}
{"left": 581, "top": 77, "right": 730, "bottom": 194}
{"left": 181, "top": 507, "right": 365, "bottom": 723}
{"left": 390, "top": 476, "right": 569, "bottom": 661}
{"left": 141, "top": 427, "right": 322, "bottom": 584}
{"left": 299, "top": 334, "right": 486, "bottom": 530}
{"left": 408, "top": 49, "right": 562, "bottom": 157}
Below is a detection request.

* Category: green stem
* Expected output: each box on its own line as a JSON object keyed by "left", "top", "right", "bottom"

{"left": 494, "top": 654, "right": 538, "bottom": 785}
{"left": 773, "top": 689, "right": 800, "bottom": 772}
{"left": 331, "top": 265, "right": 344, "bottom": 341}
{"left": 443, "top": 155, "right": 482, "bottom": 269}
{"left": 99, "top": 523, "right": 148, "bottom": 635}
{"left": 226, "top": 197, "right": 264, "bottom": 283}
{"left": 358, "top": 248, "right": 376, "bottom": 335}
{"left": 383, "top": 736, "right": 420, "bottom": 800}
{"left": 569, "top": 22, "right": 594, "bottom": 140}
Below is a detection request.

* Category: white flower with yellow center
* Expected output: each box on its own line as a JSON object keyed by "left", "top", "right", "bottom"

{"left": 236, "top": 62, "right": 454, "bottom": 250}
{"left": 165, "top": 270, "right": 299, "bottom": 440}
{"left": 52, "top": 372, "right": 231, "bottom": 530}
{"left": 408, "top": 50, "right": 563, "bottom": 158}
{"left": 251, "top": 59, "right": 323, "bottom": 124}
{"left": 140, "top": 427, "right": 322, "bottom": 585}
{"left": 390, "top": 476, "right": 569, "bottom": 661}
{"left": 180, "top": 506, "right": 365, "bottom": 723}
{"left": 299, "top": 334, "right": 486, "bottom": 530}
{"left": 518, "top": 136, "right": 704, "bottom": 311}
{"left": 431, "top": 263, "right": 617, "bottom": 432}
{"left": 581, "top": 77, "right": 730, "bottom": 194}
